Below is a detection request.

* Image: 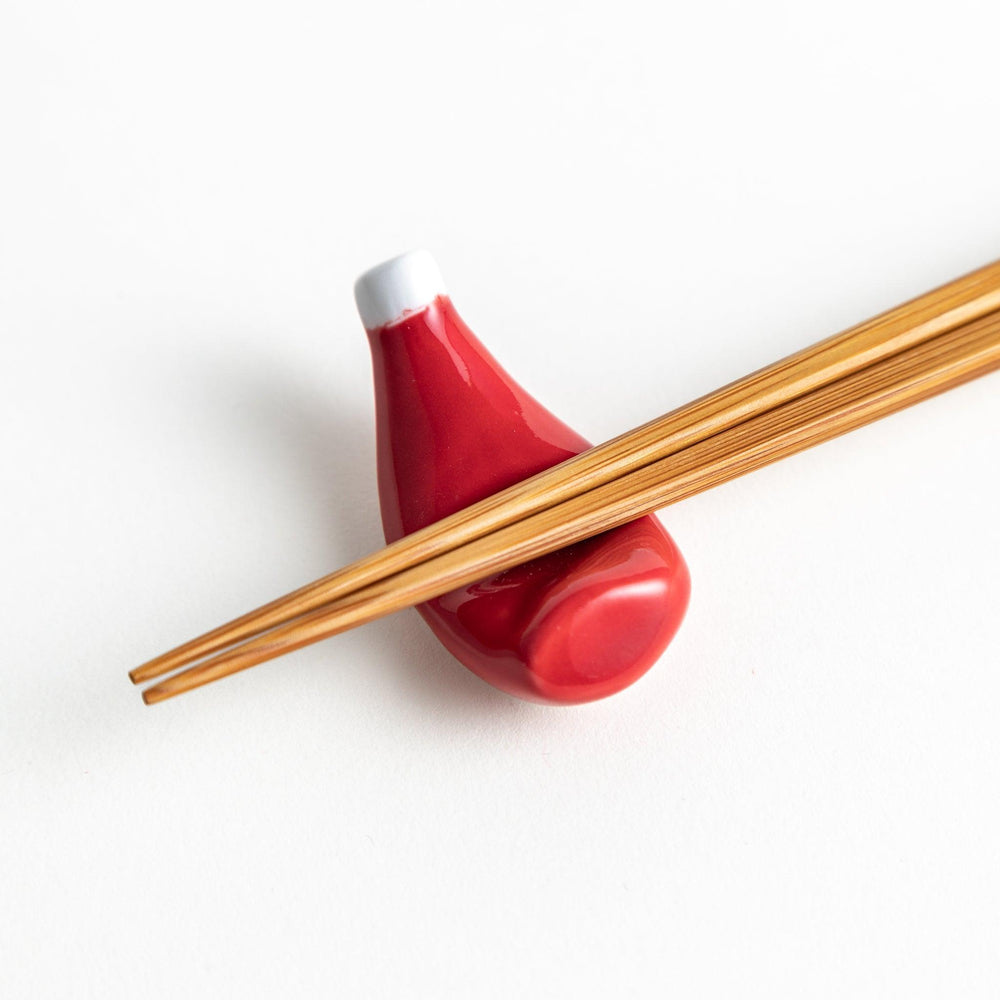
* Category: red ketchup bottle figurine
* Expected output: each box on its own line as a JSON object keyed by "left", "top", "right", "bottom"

{"left": 354, "top": 251, "right": 690, "bottom": 704}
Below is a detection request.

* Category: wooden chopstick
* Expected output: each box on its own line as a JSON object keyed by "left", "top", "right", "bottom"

{"left": 138, "top": 310, "right": 1000, "bottom": 704}
{"left": 129, "top": 259, "right": 1000, "bottom": 687}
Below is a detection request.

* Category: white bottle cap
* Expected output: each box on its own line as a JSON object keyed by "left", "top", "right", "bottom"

{"left": 353, "top": 249, "right": 447, "bottom": 331}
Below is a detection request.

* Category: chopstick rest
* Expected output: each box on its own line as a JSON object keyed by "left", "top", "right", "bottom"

{"left": 358, "top": 251, "right": 690, "bottom": 703}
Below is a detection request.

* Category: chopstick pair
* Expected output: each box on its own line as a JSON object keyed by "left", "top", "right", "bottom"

{"left": 131, "top": 261, "right": 1000, "bottom": 704}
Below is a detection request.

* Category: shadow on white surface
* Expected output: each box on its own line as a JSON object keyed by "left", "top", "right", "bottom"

{"left": 158, "top": 349, "right": 535, "bottom": 722}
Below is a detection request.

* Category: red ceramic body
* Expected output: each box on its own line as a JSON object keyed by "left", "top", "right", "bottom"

{"left": 367, "top": 296, "right": 690, "bottom": 704}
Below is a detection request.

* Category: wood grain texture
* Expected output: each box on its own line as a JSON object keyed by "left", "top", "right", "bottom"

{"left": 139, "top": 309, "right": 1000, "bottom": 704}
{"left": 129, "top": 259, "right": 1000, "bottom": 689}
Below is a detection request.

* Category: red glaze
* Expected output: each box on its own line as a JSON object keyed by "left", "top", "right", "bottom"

{"left": 366, "top": 296, "right": 690, "bottom": 704}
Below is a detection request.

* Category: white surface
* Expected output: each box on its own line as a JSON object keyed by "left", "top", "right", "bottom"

{"left": 354, "top": 249, "right": 447, "bottom": 330}
{"left": 2, "top": 2, "right": 999, "bottom": 998}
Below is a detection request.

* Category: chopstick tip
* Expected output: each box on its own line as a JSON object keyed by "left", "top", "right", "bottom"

{"left": 141, "top": 686, "right": 161, "bottom": 706}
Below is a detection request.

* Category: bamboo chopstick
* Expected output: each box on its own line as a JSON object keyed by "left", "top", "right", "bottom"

{"left": 138, "top": 309, "right": 1000, "bottom": 704}
{"left": 130, "top": 259, "right": 1000, "bottom": 688}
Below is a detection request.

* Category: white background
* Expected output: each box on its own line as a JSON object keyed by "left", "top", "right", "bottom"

{"left": 2, "top": 1, "right": 999, "bottom": 997}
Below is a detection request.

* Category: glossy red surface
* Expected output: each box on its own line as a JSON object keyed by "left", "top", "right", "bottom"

{"left": 366, "top": 296, "right": 690, "bottom": 703}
